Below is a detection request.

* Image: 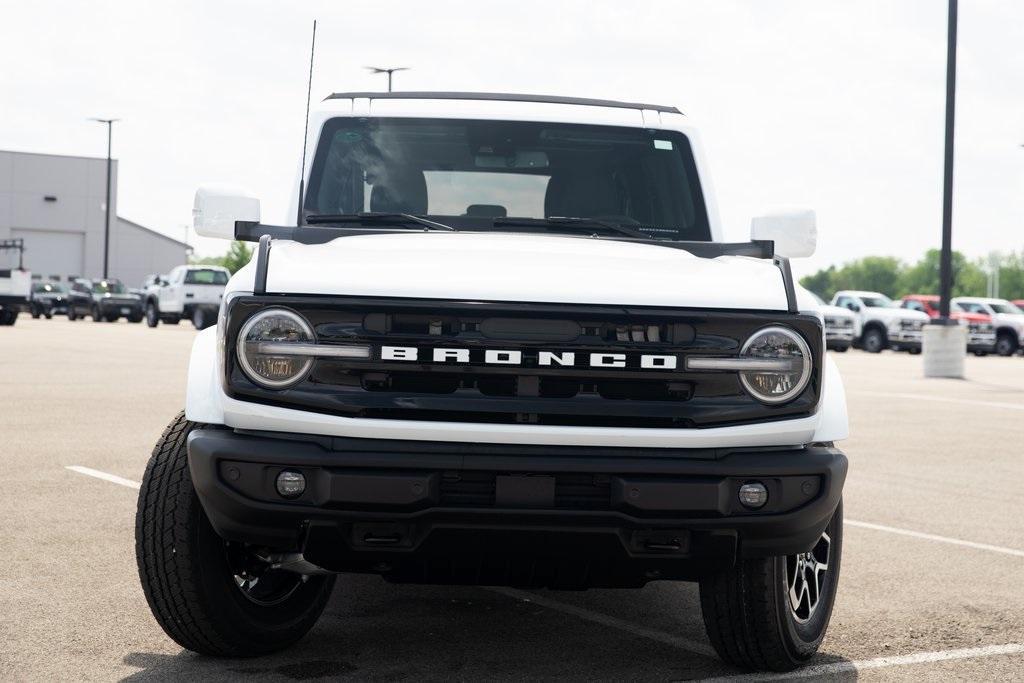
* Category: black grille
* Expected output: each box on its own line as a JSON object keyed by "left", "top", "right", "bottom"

{"left": 225, "top": 296, "right": 823, "bottom": 428}
{"left": 439, "top": 472, "right": 612, "bottom": 509}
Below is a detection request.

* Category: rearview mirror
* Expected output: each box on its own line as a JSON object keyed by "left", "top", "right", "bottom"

{"left": 193, "top": 184, "right": 261, "bottom": 239}
{"left": 750, "top": 208, "right": 817, "bottom": 258}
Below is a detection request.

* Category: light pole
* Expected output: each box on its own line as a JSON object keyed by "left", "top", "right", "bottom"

{"left": 935, "top": 0, "right": 957, "bottom": 323}
{"left": 923, "top": 0, "right": 965, "bottom": 378}
{"left": 89, "top": 117, "right": 118, "bottom": 279}
{"left": 365, "top": 66, "right": 410, "bottom": 92}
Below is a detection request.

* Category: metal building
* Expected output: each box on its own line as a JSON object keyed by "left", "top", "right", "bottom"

{"left": 0, "top": 149, "right": 189, "bottom": 287}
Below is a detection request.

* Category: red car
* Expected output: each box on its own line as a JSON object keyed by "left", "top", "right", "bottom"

{"left": 899, "top": 294, "right": 996, "bottom": 354}
{"left": 1012, "top": 300, "right": 1024, "bottom": 311}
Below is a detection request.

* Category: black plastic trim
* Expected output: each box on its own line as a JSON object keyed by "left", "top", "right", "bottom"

{"left": 253, "top": 234, "right": 271, "bottom": 296}
{"left": 234, "top": 220, "right": 774, "bottom": 261}
{"left": 324, "top": 91, "right": 682, "bottom": 114}
{"left": 774, "top": 255, "right": 798, "bottom": 314}
{"left": 187, "top": 428, "right": 846, "bottom": 566}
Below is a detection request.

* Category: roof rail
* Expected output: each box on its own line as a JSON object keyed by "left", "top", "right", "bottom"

{"left": 325, "top": 91, "right": 681, "bottom": 114}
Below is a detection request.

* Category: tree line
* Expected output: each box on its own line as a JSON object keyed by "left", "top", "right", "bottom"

{"left": 190, "top": 241, "right": 254, "bottom": 274}
{"left": 799, "top": 249, "right": 1024, "bottom": 301}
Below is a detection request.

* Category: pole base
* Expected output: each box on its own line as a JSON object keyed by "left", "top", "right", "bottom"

{"left": 923, "top": 324, "right": 966, "bottom": 378}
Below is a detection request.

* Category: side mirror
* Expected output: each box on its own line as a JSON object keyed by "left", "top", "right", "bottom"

{"left": 193, "top": 184, "right": 261, "bottom": 239}
{"left": 750, "top": 208, "right": 817, "bottom": 258}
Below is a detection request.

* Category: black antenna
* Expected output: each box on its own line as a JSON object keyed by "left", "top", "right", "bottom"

{"left": 296, "top": 19, "right": 317, "bottom": 226}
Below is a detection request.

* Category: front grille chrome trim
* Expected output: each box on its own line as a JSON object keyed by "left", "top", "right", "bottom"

{"left": 253, "top": 342, "right": 371, "bottom": 359}
{"left": 685, "top": 357, "right": 797, "bottom": 372}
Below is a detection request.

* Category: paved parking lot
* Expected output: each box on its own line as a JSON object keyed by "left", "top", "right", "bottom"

{"left": 2, "top": 317, "right": 1023, "bottom": 681}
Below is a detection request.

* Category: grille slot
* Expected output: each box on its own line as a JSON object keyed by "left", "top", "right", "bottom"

{"left": 440, "top": 472, "right": 612, "bottom": 510}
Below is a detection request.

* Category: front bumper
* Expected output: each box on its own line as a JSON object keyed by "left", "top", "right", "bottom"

{"left": 889, "top": 329, "right": 922, "bottom": 350}
{"left": 187, "top": 428, "right": 847, "bottom": 587}
{"left": 825, "top": 328, "right": 854, "bottom": 348}
{"left": 967, "top": 333, "right": 996, "bottom": 352}
{"left": 98, "top": 299, "right": 143, "bottom": 316}
{"left": 0, "top": 294, "right": 30, "bottom": 312}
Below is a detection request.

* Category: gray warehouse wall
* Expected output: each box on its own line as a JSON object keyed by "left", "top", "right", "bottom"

{"left": 111, "top": 218, "right": 188, "bottom": 288}
{"left": 0, "top": 150, "right": 114, "bottom": 278}
{"left": 0, "top": 150, "right": 187, "bottom": 283}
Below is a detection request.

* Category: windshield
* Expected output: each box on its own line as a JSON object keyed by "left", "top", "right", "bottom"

{"left": 860, "top": 295, "right": 893, "bottom": 308}
{"left": 184, "top": 269, "right": 229, "bottom": 285}
{"left": 92, "top": 280, "right": 126, "bottom": 294}
{"left": 33, "top": 282, "right": 66, "bottom": 293}
{"left": 991, "top": 302, "right": 1023, "bottom": 314}
{"left": 305, "top": 117, "right": 711, "bottom": 241}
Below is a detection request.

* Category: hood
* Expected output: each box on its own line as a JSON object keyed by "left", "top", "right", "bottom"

{"left": 951, "top": 311, "right": 989, "bottom": 324}
{"left": 866, "top": 306, "right": 929, "bottom": 322}
{"left": 816, "top": 303, "right": 855, "bottom": 319}
{"left": 253, "top": 233, "right": 794, "bottom": 311}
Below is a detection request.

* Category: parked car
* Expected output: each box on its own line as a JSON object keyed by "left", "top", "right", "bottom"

{"left": 952, "top": 297, "right": 1024, "bottom": 356}
{"left": 898, "top": 294, "right": 996, "bottom": 355}
{"left": 830, "top": 290, "right": 929, "bottom": 353}
{"left": 29, "top": 281, "right": 71, "bottom": 319}
{"left": 65, "top": 279, "right": 96, "bottom": 321}
{"left": 135, "top": 92, "right": 849, "bottom": 672}
{"left": 810, "top": 292, "right": 855, "bottom": 352}
{"left": 0, "top": 239, "right": 31, "bottom": 326}
{"left": 73, "top": 278, "right": 144, "bottom": 323}
{"left": 143, "top": 265, "right": 229, "bottom": 329}
{"left": 1012, "top": 299, "right": 1024, "bottom": 310}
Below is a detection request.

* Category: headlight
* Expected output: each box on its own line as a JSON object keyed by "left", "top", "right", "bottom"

{"left": 737, "top": 326, "right": 813, "bottom": 404}
{"left": 236, "top": 308, "right": 315, "bottom": 388}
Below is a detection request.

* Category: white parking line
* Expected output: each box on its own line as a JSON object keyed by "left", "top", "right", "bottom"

{"left": 65, "top": 465, "right": 141, "bottom": 490}
{"left": 851, "top": 390, "right": 1024, "bottom": 411}
{"left": 697, "top": 642, "right": 1024, "bottom": 681}
{"left": 847, "top": 519, "right": 1024, "bottom": 558}
{"left": 487, "top": 586, "right": 717, "bottom": 658}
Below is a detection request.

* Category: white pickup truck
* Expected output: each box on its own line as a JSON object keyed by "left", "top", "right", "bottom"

{"left": 143, "top": 264, "right": 229, "bottom": 329}
{"left": 830, "top": 290, "right": 929, "bottom": 353}
{"left": 134, "top": 92, "right": 849, "bottom": 672}
{"left": 952, "top": 296, "right": 1024, "bottom": 356}
{"left": 0, "top": 239, "right": 31, "bottom": 326}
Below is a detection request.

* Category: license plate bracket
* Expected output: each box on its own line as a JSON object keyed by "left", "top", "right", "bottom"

{"left": 495, "top": 475, "right": 555, "bottom": 508}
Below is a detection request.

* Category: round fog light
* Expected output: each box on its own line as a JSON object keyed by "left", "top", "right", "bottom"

{"left": 738, "top": 482, "right": 768, "bottom": 509}
{"left": 276, "top": 470, "right": 306, "bottom": 498}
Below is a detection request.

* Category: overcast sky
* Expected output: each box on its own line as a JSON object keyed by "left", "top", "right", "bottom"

{"left": 2, "top": 0, "right": 1021, "bottom": 276}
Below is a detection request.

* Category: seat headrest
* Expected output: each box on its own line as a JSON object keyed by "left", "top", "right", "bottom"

{"left": 369, "top": 168, "right": 428, "bottom": 214}
{"left": 544, "top": 168, "right": 621, "bottom": 218}
{"left": 465, "top": 204, "right": 507, "bottom": 218}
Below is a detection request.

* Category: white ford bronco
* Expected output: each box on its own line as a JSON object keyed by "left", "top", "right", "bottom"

{"left": 143, "top": 264, "right": 230, "bottom": 330}
{"left": 135, "top": 92, "right": 848, "bottom": 672}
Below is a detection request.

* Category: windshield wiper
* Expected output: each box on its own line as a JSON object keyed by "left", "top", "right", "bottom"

{"left": 492, "top": 216, "right": 654, "bottom": 240}
{"left": 305, "top": 212, "right": 457, "bottom": 232}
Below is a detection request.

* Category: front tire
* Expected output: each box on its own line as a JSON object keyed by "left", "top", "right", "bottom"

{"left": 192, "top": 307, "right": 214, "bottom": 330}
{"left": 135, "top": 413, "right": 336, "bottom": 656}
{"left": 862, "top": 328, "right": 885, "bottom": 353}
{"left": 995, "top": 332, "right": 1018, "bottom": 357}
{"left": 699, "top": 502, "right": 843, "bottom": 671}
{"left": 146, "top": 302, "right": 159, "bottom": 327}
